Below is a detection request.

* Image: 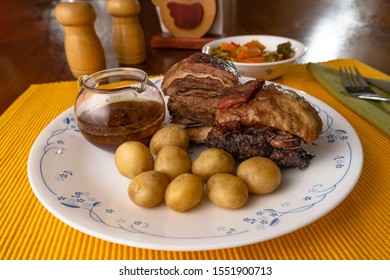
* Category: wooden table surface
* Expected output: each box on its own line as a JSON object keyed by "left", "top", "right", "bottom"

{"left": 1, "top": 0, "right": 389, "bottom": 115}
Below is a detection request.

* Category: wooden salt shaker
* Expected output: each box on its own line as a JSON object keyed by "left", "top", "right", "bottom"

{"left": 107, "top": 0, "right": 146, "bottom": 65}
{"left": 55, "top": 2, "right": 106, "bottom": 78}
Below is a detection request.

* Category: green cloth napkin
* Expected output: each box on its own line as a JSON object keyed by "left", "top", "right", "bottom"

{"left": 307, "top": 62, "right": 390, "bottom": 138}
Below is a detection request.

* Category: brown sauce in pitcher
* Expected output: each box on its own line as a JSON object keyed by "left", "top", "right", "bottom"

{"left": 76, "top": 99, "right": 165, "bottom": 150}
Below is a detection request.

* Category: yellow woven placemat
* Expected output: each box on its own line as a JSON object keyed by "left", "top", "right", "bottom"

{"left": 1, "top": 59, "right": 389, "bottom": 260}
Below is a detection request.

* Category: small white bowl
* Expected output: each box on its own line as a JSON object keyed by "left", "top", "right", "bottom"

{"left": 202, "top": 35, "right": 307, "bottom": 80}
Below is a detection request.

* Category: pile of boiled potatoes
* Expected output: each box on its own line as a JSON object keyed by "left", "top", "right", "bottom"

{"left": 114, "top": 126, "right": 281, "bottom": 212}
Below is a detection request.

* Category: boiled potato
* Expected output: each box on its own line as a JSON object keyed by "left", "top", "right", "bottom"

{"left": 206, "top": 174, "right": 248, "bottom": 209}
{"left": 115, "top": 141, "right": 154, "bottom": 179}
{"left": 150, "top": 126, "right": 190, "bottom": 154}
{"left": 128, "top": 170, "right": 169, "bottom": 208}
{"left": 237, "top": 157, "right": 281, "bottom": 194}
{"left": 191, "top": 148, "right": 235, "bottom": 181}
{"left": 154, "top": 145, "right": 192, "bottom": 181}
{"left": 165, "top": 173, "right": 204, "bottom": 212}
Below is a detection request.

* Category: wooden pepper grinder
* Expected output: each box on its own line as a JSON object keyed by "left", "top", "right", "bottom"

{"left": 107, "top": 0, "right": 146, "bottom": 65}
{"left": 55, "top": 2, "right": 106, "bottom": 78}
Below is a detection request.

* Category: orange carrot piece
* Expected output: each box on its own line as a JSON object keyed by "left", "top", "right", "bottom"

{"left": 236, "top": 48, "right": 262, "bottom": 61}
{"left": 244, "top": 40, "right": 266, "bottom": 52}
{"left": 244, "top": 40, "right": 257, "bottom": 48}
{"left": 220, "top": 42, "right": 238, "bottom": 53}
{"left": 253, "top": 40, "right": 266, "bottom": 51}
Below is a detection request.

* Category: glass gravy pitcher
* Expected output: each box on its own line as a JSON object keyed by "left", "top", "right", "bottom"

{"left": 74, "top": 68, "right": 165, "bottom": 151}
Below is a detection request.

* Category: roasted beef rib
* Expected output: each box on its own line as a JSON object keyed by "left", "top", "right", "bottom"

{"left": 207, "top": 83, "right": 323, "bottom": 169}
{"left": 161, "top": 52, "right": 240, "bottom": 124}
{"left": 162, "top": 53, "right": 323, "bottom": 169}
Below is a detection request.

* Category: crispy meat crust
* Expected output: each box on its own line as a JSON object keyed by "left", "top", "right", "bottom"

{"left": 207, "top": 126, "right": 314, "bottom": 169}
{"left": 215, "top": 83, "right": 323, "bottom": 144}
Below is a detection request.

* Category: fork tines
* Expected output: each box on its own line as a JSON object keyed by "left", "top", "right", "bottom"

{"left": 339, "top": 66, "right": 373, "bottom": 93}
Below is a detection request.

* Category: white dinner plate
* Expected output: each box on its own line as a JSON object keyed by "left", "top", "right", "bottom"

{"left": 27, "top": 77, "right": 363, "bottom": 251}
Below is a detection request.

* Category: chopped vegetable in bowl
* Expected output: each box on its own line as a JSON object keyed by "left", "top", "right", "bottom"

{"left": 210, "top": 40, "right": 293, "bottom": 63}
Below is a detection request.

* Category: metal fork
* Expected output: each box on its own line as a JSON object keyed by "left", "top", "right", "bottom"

{"left": 339, "top": 66, "right": 390, "bottom": 102}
